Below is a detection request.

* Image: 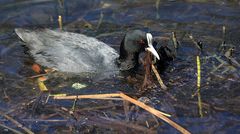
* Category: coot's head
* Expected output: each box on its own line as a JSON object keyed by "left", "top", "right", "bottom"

{"left": 118, "top": 30, "right": 160, "bottom": 70}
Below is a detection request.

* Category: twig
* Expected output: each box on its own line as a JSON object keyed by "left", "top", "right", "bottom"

{"left": 0, "top": 111, "right": 34, "bottom": 134}
{"left": 53, "top": 93, "right": 171, "bottom": 116}
{"left": 188, "top": 34, "right": 201, "bottom": 50}
{"left": 90, "top": 97, "right": 123, "bottom": 100}
{"left": 97, "top": 11, "right": 104, "bottom": 29}
{"left": 162, "top": 91, "right": 178, "bottom": 101}
{"left": 172, "top": 32, "right": 179, "bottom": 49}
{"left": 2, "top": 88, "right": 10, "bottom": 101}
{"left": 78, "top": 104, "right": 117, "bottom": 111}
{"left": 71, "top": 98, "right": 78, "bottom": 111}
{"left": 119, "top": 93, "right": 191, "bottom": 134}
{"left": 222, "top": 26, "right": 226, "bottom": 44}
{"left": 3, "top": 97, "right": 37, "bottom": 116}
{"left": 0, "top": 123, "right": 24, "bottom": 134}
{"left": 86, "top": 115, "right": 156, "bottom": 133}
{"left": 53, "top": 93, "right": 121, "bottom": 100}
{"left": 151, "top": 64, "right": 167, "bottom": 90}
{"left": 196, "top": 56, "right": 203, "bottom": 117}
{"left": 155, "top": 0, "right": 160, "bottom": 19}
{"left": 189, "top": 101, "right": 226, "bottom": 112}
{"left": 123, "top": 100, "right": 130, "bottom": 121}
{"left": 196, "top": 56, "right": 201, "bottom": 89}
{"left": 22, "top": 119, "right": 68, "bottom": 122}
{"left": 210, "top": 63, "right": 224, "bottom": 74}
{"left": 141, "top": 51, "right": 154, "bottom": 89}
{"left": 54, "top": 93, "right": 191, "bottom": 134}
{"left": 28, "top": 73, "right": 48, "bottom": 79}
{"left": 219, "top": 25, "right": 226, "bottom": 50}
{"left": 58, "top": 15, "right": 63, "bottom": 31}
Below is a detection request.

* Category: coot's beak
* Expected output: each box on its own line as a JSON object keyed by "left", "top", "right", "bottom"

{"left": 145, "top": 33, "right": 160, "bottom": 60}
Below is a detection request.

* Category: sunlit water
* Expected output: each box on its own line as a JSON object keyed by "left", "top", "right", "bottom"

{"left": 0, "top": 0, "right": 240, "bottom": 133}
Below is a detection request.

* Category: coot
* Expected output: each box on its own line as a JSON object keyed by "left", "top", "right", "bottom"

{"left": 15, "top": 29, "right": 160, "bottom": 76}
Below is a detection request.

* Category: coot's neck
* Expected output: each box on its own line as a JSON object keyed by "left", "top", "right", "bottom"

{"left": 117, "top": 36, "right": 140, "bottom": 71}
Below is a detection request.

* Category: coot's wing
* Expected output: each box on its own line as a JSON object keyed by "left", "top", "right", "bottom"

{"left": 15, "top": 28, "right": 119, "bottom": 73}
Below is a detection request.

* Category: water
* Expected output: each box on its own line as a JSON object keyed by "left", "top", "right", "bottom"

{"left": 0, "top": 0, "right": 240, "bottom": 133}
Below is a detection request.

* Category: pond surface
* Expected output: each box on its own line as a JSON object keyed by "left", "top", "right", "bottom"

{"left": 0, "top": 0, "right": 240, "bottom": 133}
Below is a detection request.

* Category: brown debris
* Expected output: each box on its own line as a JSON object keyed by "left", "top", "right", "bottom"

{"left": 53, "top": 93, "right": 191, "bottom": 134}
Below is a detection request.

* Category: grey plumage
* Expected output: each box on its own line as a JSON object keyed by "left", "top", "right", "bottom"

{"left": 15, "top": 28, "right": 119, "bottom": 74}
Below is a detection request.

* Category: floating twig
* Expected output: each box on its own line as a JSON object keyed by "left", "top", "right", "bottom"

{"left": 2, "top": 88, "right": 10, "bottom": 101}
{"left": 155, "top": 0, "right": 160, "bottom": 19}
{"left": 210, "top": 63, "right": 224, "bottom": 74}
{"left": 196, "top": 56, "right": 203, "bottom": 117}
{"left": 142, "top": 52, "right": 154, "bottom": 89}
{"left": 172, "top": 32, "right": 179, "bottom": 49}
{"left": 78, "top": 104, "right": 117, "bottom": 111}
{"left": 22, "top": 119, "right": 68, "bottom": 123}
{"left": 151, "top": 64, "right": 167, "bottom": 90}
{"left": 58, "top": 15, "right": 63, "bottom": 31}
{"left": 97, "top": 11, "right": 104, "bottom": 29}
{"left": 189, "top": 101, "right": 226, "bottom": 112}
{"left": 119, "top": 93, "right": 190, "bottom": 134}
{"left": 0, "top": 123, "right": 24, "bottom": 134}
{"left": 224, "top": 48, "right": 240, "bottom": 68}
{"left": 86, "top": 115, "right": 156, "bottom": 133}
{"left": 0, "top": 111, "right": 34, "bottom": 134}
{"left": 222, "top": 25, "right": 226, "bottom": 43}
{"left": 219, "top": 25, "right": 226, "bottom": 50}
{"left": 28, "top": 73, "right": 48, "bottom": 79}
{"left": 54, "top": 93, "right": 171, "bottom": 117}
{"left": 224, "top": 48, "right": 234, "bottom": 58}
{"left": 196, "top": 56, "right": 201, "bottom": 89}
{"left": 188, "top": 34, "right": 201, "bottom": 50}
{"left": 53, "top": 93, "right": 120, "bottom": 100}
{"left": 71, "top": 98, "right": 78, "bottom": 111}
{"left": 54, "top": 93, "right": 191, "bottom": 134}
{"left": 228, "top": 57, "right": 240, "bottom": 68}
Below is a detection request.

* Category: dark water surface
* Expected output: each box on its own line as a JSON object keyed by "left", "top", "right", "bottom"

{"left": 0, "top": 0, "right": 240, "bottom": 133}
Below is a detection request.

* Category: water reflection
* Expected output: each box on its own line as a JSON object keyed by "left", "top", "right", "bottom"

{"left": 0, "top": 0, "right": 240, "bottom": 133}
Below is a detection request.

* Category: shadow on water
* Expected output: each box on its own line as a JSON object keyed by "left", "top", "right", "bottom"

{"left": 0, "top": 0, "right": 240, "bottom": 133}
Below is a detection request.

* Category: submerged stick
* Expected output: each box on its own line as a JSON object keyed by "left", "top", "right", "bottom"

{"left": 58, "top": 15, "right": 63, "bottom": 31}
{"left": 78, "top": 104, "right": 117, "bottom": 111}
{"left": 119, "top": 93, "right": 190, "bottom": 134}
{"left": 141, "top": 51, "right": 153, "bottom": 89}
{"left": 219, "top": 25, "right": 226, "bottom": 51}
{"left": 151, "top": 64, "right": 167, "bottom": 90}
{"left": 197, "top": 56, "right": 201, "bottom": 88}
{"left": 0, "top": 123, "right": 23, "bottom": 134}
{"left": 196, "top": 56, "right": 203, "bottom": 118}
{"left": 22, "top": 119, "right": 68, "bottom": 123}
{"left": 54, "top": 93, "right": 170, "bottom": 117}
{"left": 222, "top": 26, "right": 226, "bottom": 45}
{"left": 28, "top": 73, "right": 48, "bottom": 79}
{"left": 0, "top": 111, "right": 34, "bottom": 134}
{"left": 172, "top": 32, "right": 179, "bottom": 49}
{"left": 53, "top": 93, "right": 121, "bottom": 100}
{"left": 189, "top": 35, "right": 201, "bottom": 50}
{"left": 120, "top": 93, "right": 171, "bottom": 117}
{"left": 54, "top": 93, "right": 191, "bottom": 134}
{"left": 97, "top": 11, "right": 104, "bottom": 29}
{"left": 141, "top": 52, "right": 167, "bottom": 90}
{"left": 155, "top": 0, "right": 160, "bottom": 19}
{"left": 86, "top": 115, "right": 155, "bottom": 133}
{"left": 53, "top": 92, "right": 189, "bottom": 133}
